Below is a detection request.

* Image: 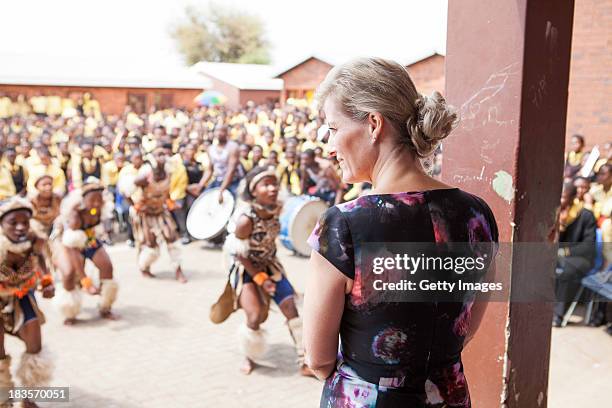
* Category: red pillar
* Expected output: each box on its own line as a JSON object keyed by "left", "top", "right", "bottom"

{"left": 443, "top": 1, "right": 575, "bottom": 406}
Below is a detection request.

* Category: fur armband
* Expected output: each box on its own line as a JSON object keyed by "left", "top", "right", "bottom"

{"left": 62, "top": 229, "right": 88, "bottom": 249}
{"left": 117, "top": 174, "right": 137, "bottom": 198}
{"left": 223, "top": 233, "right": 250, "bottom": 257}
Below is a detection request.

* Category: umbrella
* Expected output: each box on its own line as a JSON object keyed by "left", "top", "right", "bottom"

{"left": 194, "top": 90, "right": 228, "bottom": 106}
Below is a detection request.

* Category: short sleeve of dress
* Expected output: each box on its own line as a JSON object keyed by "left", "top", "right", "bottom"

{"left": 307, "top": 206, "right": 355, "bottom": 279}
{"left": 474, "top": 196, "right": 499, "bottom": 243}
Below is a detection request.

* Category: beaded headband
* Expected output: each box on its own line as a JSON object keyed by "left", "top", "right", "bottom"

{"left": 248, "top": 169, "right": 277, "bottom": 195}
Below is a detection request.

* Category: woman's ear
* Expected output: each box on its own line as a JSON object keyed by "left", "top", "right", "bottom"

{"left": 367, "top": 112, "right": 384, "bottom": 142}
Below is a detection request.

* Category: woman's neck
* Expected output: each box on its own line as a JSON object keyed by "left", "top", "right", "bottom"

{"left": 369, "top": 145, "right": 432, "bottom": 194}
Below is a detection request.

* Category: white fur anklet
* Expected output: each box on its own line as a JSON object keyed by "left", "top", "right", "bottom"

{"left": 53, "top": 288, "right": 82, "bottom": 320}
{"left": 0, "top": 355, "right": 13, "bottom": 406}
{"left": 99, "top": 279, "right": 119, "bottom": 312}
{"left": 238, "top": 323, "right": 268, "bottom": 361}
{"left": 16, "top": 350, "right": 53, "bottom": 388}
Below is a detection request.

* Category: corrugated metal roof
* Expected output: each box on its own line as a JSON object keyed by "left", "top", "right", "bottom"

{"left": 273, "top": 50, "right": 445, "bottom": 78}
{"left": 0, "top": 53, "right": 212, "bottom": 89}
{"left": 192, "top": 61, "right": 283, "bottom": 91}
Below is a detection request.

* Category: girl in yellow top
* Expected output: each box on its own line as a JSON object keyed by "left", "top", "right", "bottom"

{"left": 564, "top": 134, "right": 587, "bottom": 179}
{"left": 0, "top": 166, "right": 15, "bottom": 200}
{"left": 277, "top": 149, "right": 301, "bottom": 196}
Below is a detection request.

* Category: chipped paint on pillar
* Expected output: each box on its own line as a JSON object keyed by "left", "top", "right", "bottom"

{"left": 492, "top": 170, "right": 516, "bottom": 203}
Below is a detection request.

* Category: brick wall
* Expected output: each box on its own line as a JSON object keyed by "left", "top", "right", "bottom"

{"left": 0, "top": 84, "right": 201, "bottom": 115}
{"left": 407, "top": 6, "right": 612, "bottom": 152}
{"left": 566, "top": 0, "right": 612, "bottom": 148}
{"left": 406, "top": 54, "right": 446, "bottom": 96}
{"left": 239, "top": 89, "right": 280, "bottom": 107}
{"left": 279, "top": 57, "right": 333, "bottom": 103}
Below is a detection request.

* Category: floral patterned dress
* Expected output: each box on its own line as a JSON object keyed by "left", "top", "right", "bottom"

{"left": 307, "top": 188, "right": 499, "bottom": 408}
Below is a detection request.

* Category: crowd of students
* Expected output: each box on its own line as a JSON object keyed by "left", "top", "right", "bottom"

{"left": 0, "top": 94, "right": 370, "bottom": 247}
{"left": 557, "top": 134, "right": 612, "bottom": 335}
{"left": 0, "top": 95, "right": 404, "bottom": 392}
{"left": 0, "top": 93, "right": 365, "bottom": 397}
{"left": 2, "top": 94, "right": 607, "bottom": 333}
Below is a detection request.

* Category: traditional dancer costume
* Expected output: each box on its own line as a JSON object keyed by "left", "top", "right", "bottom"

{"left": 216, "top": 169, "right": 306, "bottom": 370}
{"left": 28, "top": 175, "right": 61, "bottom": 239}
{"left": 128, "top": 161, "right": 182, "bottom": 276}
{"left": 51, "top": 180, "right": 118, "bottom": 322}
{"left": 0, "top": 197, "right": 54, "bottom": 407}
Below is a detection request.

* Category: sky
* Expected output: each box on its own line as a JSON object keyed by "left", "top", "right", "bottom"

{"left": 0, "top": 0, "right": 447, "bottom": 73}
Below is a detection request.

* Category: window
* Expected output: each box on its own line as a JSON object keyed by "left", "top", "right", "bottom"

{"left": 127, "top": 93, "right": 147, "bottom": 114}
{"left": 154, "top": 93, "right": 174, "bottom": 110}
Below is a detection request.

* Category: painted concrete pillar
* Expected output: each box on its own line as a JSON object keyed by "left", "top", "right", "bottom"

{"left": 442, "top": 1, "right": 575, "bottom": 406}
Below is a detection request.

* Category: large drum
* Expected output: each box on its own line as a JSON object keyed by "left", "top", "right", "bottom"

{"left": 280, "top": 195, "right": 328, "bottom": 257}
{"left": 186, "top": 187, "right": 235, "bottom": 241}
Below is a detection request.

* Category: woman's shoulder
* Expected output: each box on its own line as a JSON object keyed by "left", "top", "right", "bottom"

{"left": 331, "top": 188, "right": 451, "bottom": 214}
{"left": 324, "top": 187, "right": 497, "bottom": 222}
{"left": 438, "top": 187, "right": 495, "bottom": 214}
{"left": 432, "top": 188, "right": 499, "bottom": 242}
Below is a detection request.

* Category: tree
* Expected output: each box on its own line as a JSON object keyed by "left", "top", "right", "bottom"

{"left": 170, "top": 3, "right": 271, "bottom": 65}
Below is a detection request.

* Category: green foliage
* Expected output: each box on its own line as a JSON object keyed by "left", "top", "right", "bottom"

{"left": 170, "top": 3, "right": 271, "bottom": 65}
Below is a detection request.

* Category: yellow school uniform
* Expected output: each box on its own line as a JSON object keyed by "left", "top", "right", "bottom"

{"left": 588, "top": 183, "right": 612, "bottom": 219}
{"left": 277, "top": 161, "right": 301, "bottom": 196}
{"left": 301, "top": 140, "right": 324, "bottom": 153}
{"left": 29, "top": 96, "right": 47, "bottom": 115}
{"left": 0, "top": 166, "right": 16, "bottom": 199}
{"left": 261, "top": 142, "right": 282, "bottom": 158}
{"left": 46, "top": 96, "right": 63, "bottom": 116}
{"left": 102, "top": 161, "right": 120, "bottom": 187}
{"left": 168, "top": 154, "right": 188, "bottom": 202}
{"left": 94, "top": 145, "right": 112, "bottom": 163}
{"left": 0, "top": 96, "right": 13, "bottom": 118}
{"left": 26, "top": 163, "right": 66, "bottom": 196}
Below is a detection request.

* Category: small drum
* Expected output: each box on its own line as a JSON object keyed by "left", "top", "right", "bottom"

{"left": 186, "top": 187, "right": 235, "bottom": 241}
{"left": 280, "top": 195, "right": 328, "bottom": 257}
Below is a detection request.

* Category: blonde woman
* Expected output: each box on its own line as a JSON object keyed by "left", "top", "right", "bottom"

{"left": 304, "top": 58, "right": 499, "bottom": 407}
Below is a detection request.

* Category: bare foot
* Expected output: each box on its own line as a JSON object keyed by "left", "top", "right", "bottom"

{"left": 240, "top": 358, "right": 254, "bottom": 375}
{"left": 87, "top": 285, "right": 101, "bottom": 295}
{"left": 141, "top": 269, "right": 156, "bottom": 278}
{"left": 300, "top": 364, "right": 316, "bottom": 378}
{"left": 175, "top": 268, "right": 188, "bottom": 284}
{"left": 64, "top": 318, "right": 77, "bottom": 326}
{"left": 23, "top": 399, "right": 39, "bottom": 408}
{"left": 100, "top": 310, "right": 120, "bottom": 320}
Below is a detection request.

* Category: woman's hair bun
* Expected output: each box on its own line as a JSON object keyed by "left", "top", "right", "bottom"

{"left": 407, "top": 91, "right": 458, "bottom": 157}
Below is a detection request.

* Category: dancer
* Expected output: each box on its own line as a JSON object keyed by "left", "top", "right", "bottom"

{"left": 219, "top": 166, "right": 313, "bottom": 376}
{"left": 0, "top": 197, "right": 54, "bottom": 408}
{"left": 52, "top": 179, "right": 119, "bottom": 325}
{"left": 129, "top": 145, "right": 187, "bottom": 283}
{"left": 117, "top": 149, "right": 145, "bottom": 247}
{"left": 28, "top": 174, "right": 61, "bottom": 239}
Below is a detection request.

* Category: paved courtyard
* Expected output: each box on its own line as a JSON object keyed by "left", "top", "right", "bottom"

{"left": 3, "top": 241, "right": 609, "bottom": 407}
